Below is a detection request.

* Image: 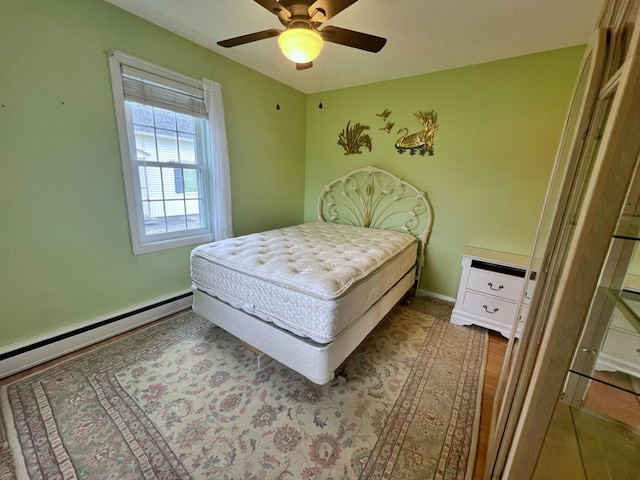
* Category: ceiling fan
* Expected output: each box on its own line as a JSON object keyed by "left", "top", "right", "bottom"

{"left": 217, "top": 0, "right": 387, "bottom": 70}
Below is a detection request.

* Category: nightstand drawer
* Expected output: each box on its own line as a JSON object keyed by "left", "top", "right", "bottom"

{"left": 467, "top": 268, "right": 524, "bottom": 301}
{"left": 462, "top": 291, "right": 519, "bottom": 324}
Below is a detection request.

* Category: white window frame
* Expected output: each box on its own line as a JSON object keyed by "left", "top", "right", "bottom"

{"left": 108, "top": 51, "right": 215, "bottom": 254}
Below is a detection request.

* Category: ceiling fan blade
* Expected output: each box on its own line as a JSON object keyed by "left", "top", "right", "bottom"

{"left": 254, "top": 0, "right": 291, "bottom": 21}
{"left": 296, "top": 61, "right": 313, "bottom": 70}
{"left": 217, "top": 29, "right": 282, "bottom": 48}
{"left": 320, "top": 25, "right": 386, "bottom": 52}
{"left": 308, "top": 0, "right": 358, "bottom": 22}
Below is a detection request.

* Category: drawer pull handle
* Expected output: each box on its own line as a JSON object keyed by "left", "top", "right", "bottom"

{"left": 487, "top": 282, "right": 504, "bottom": 291}
{"left": 483, "top": 305, "right": 499, "bottom": 314}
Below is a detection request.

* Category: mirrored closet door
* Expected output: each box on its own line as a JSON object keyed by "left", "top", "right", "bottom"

{"left": 486, "top": 0, "right": 640, "bottom": 478}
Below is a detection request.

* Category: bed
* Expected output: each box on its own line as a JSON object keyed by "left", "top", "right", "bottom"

{"left": 190, "top": 166, "right": 433, "bottom": 384}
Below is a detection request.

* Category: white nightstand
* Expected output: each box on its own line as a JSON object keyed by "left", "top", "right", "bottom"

{"left": 450, "top": 247, "right": 533, "bottom": 338}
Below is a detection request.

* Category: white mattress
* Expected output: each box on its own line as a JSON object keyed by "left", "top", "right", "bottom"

{"left": 190, "top": 222, "right": 418, "bottom": 344}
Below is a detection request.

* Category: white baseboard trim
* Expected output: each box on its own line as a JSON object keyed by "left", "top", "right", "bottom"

{"left": 0, "top": 290, "right": 193, "bottom": 380}
{"left": 417, "top": 289, "right": 456, "bottom": 303}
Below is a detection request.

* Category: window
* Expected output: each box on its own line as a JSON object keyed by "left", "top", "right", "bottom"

{"left": 108, "top": 51, "right": 229, "bottom": 254}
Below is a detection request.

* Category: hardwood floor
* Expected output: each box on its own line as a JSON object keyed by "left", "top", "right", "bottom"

{"left": 473, "top": 331, "right": 508, "bottom": 480}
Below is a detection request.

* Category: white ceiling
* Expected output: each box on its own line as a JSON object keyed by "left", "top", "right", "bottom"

{"left": 105, "top": 0, "right": 605, "bottom": 94}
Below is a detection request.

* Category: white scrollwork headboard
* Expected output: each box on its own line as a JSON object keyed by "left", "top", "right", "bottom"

{"left": 317, "top": 166, "right": 434, "bottom": 292}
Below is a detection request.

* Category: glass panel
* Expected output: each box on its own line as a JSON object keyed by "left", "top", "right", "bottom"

{"left": 533, "top": 404, "right": 587, "bottom": 480}
{"left": 183, "top": 169, "right": 198, "bottom": 193}
{"left": 153, "top": 108, "right": 176, "bottom": 131}
{"left": 625, "top": 247, "right": 640, "bottom": 289}
{"left": 571, "top": 403, "right": 640, "bottom": 480}
{"left": 185, "top": 199, "right": 202, "bottom": 229}
{"left": 176, "top": 112, "right": 194, "bottom": 134}
{"left": 156, "top": 128, "right": 179, "bottom": 163}
{"left": 163, "top": 199, "right": 185, "bottom": 220}
{"left": 580, "top": 368, "right": 640, "bottom": 425}
{"left": 178, "top": 135, "right": 196, "bottom": 164}
{"left": 144, "top": 200, "right": 167, "bottom": 235}
{"left": 174, "top": 168, "right": 184, "bottom": 194}
{"left": 534, "top": 399, "right": 640, "bottom": 480}
{"left": 133, "top": 131, "right": 158, "bottom": 162}
{"left": 620, "top": 288, "right": 640, "bottom": 316}
{"left": 567, "top": 262, "right": 640, "bottom": 401}
{"left": 131, "top": 103, "right": 154, "bottom": 128}
{"left": 131, "top": 104, "right": 157, "bottom": 153}
{"left": 138, "top": 166, "right": 161, "bottom": 201}
{"left": 165, "top": 200, "right": 186, "bottom": 232}
{"left": 161, "top": 167, "right": 182, "bottom": 199}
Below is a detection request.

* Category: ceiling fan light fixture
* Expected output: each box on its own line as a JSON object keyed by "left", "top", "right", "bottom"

{"left": 278, "top": 28, "right": 323, "bottom": 63}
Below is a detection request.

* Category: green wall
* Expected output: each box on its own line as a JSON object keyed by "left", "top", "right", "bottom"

{"left": 304, "top": 47, "right": 585, "bottom": 298}
{"left": 0, "top": 0, "right": 307, "bottom": 348}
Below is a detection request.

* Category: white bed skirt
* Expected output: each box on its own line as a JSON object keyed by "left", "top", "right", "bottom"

{"left": 192, "top": 268, "right": 415, "bottom": 384}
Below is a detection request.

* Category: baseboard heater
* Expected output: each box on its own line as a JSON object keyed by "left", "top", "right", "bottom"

{"left": 0, "top": 290, "right": 193, "bottom": 379}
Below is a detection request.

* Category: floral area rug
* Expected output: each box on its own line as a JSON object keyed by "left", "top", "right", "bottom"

{"left": 0, "top": 297, "right": 487, "bottom": 480}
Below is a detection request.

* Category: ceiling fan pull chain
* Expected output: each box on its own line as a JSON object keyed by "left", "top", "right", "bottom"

{"left": 276, "top": 43, "right": 281, "bottom": 110}
{"left": 319, "top": 49, "right": 324, "bottom": 109}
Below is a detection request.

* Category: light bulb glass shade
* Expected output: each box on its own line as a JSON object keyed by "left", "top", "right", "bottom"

{"left": 278, "top": 28, "right": 323, "bottom": 63}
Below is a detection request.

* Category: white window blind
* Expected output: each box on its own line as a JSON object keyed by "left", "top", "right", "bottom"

{"left": 120, "top": 65, "right": 208, "bottom": 118}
